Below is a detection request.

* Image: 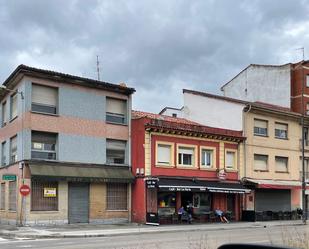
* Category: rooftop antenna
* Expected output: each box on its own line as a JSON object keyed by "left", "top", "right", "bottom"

{"left": 296, "top": 47, "right": 305, "bottom": 61}
{"left": 96, "top": 55, "right": 100, "bottom": 81}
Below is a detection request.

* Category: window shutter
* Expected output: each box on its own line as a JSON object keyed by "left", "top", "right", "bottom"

{"left": 106, "top": 98, "right": 126, "bottom": 114}
{"left": 226, "top": 152, "right": 234, "bottom": 167}
{"left": 276, "top": 157, "right": 288, "bottom": 171}
{"left": 254, "top": 119, "right": 267, "bottom": 128}
{"left": 157, "top": 145, "right": 171, "bottom": 163}
{"left": 2, "top": 102, "right": 7, "bottom": 123}
{"left": 107, "top": 140, "right": 126, "bottom": 150}
{"left": 178, "top": 147, "right": 194, "bottom": 155}
{"left": 254, "top": 155, "right": 267, "bottom": 170}
{"left": 275, "top": 123, "right": 287, "bottom": 131}
{"left": 11, "top": 94, "right": 17, "bottom": 118}
{"left": 32, "top": 84, "right": 57, "bottom": 106}
{"left": 11, "top": 136, "right": 17, "bottom": 150}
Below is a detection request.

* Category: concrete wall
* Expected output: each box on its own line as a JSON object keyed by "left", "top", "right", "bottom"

{"left": 183, "top": 92, "right": 244, "bottom": 130}
{"left": 222, "top": 64, "right": 291, "bottom": 108}
{"left": 58, "top": 134, "right": 106, "bottom": 164}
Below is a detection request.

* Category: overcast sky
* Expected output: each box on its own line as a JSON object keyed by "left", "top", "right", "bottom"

{"left": 1, "top": 0, "right": 308, "bottom": 113}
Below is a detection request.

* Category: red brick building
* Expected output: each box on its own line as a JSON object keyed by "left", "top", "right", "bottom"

{"left": 131, "top": 111, "right": 249, "bottom": 224}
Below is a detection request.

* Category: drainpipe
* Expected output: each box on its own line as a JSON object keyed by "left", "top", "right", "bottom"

{"left": 243, "top": 104, "right": 251, "bottom": 180}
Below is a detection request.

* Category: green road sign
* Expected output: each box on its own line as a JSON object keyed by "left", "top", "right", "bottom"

{"left": 2, "top": 175, "right": 16, "bottom": 181}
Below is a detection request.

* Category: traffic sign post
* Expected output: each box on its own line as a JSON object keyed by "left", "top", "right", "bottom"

{"left": 19, "top": 185, "right": 31, "bottom": 196}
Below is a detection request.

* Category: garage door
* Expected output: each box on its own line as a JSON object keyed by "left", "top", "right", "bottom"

{"left": 68, "top": 182, "right": 89, "bottom": 223}
{"left": 255, "top": 189, "right": 291, "bottom": 212}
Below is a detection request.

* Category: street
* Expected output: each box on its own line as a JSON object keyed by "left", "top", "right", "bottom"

{"left": 0, "top": 224, "right": 308, "bottom": 249}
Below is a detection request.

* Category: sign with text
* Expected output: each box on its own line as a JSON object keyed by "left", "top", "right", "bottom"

{"left": 20, "top": 185, "right": 31, "bottom": 196}
{"left": 2, "top": 175, "right": 16, "bottom": 181}
{"left": 44, "top": 188, "right": 57, "bottom": 197}
{"left": 146, "top": 179, "right": 158, "bottom": 189}
{"left": 217, "top": 169, "right": 227, "bottom": 180}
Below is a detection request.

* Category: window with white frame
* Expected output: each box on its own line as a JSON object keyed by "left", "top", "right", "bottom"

{"left": 201, "top": 149, "right": 214, "bottom": 168}
{"left": 275, "top": 156, "right": 288, "bottom": 172}
{"left": 2, "top": 101, "right": 7, "bottom": 126}
{"left": 10, "top": 93, "right": 17, "bottom": 120}
{"left": 254, "top": 119, "right": 268, "bottom": 136}
{"left": 307, "top": 103, "right": 309, "bottom": 115}
{"left": 178, "top": 146, "right": 195, "bottom": 166}
{"left": 254, "top": 154, "right": 268, "bottom": 171}
{"left": 106, "top": 139, "right": 126, "bottom": 164}
{"left": 1, "top": 141, "right": 6, "bottom": 166}
{"left": 307, "top": 75, "right": 309, "bottom": 87}
{"left": 275, "top": 123, "right": 288, "bottom": 139}
{"left": 157, "top": 143, "right": 173, "bottom": 165}
{"left": 10, "top": 136, "right": 17, "bottom": 163}
{"left": 31, "top": 131, "right": 57, "bottom": 160}
{"left": 32, "top": 84, "right": 58, "bottom": 114}
{"left": 106, "top": 98, "right": 126, "bottom": 124}
{"left": 225, "top": 151, "right": 236, "bottom": 169}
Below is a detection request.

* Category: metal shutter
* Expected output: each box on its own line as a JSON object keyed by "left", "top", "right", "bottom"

{"left": 255, "top": 189, "right": 291, "bottom": 212}
{"left": 68, "top": 182, "right": 89, "bottom": 223}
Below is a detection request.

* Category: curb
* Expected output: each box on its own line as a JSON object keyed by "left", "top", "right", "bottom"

{"left": 0, "top": 221, "right": 304, "bottom": 239}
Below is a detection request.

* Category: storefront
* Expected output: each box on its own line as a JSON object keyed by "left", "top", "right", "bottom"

{"left": 0, "top": 161, "right": 134, "bottom": 225}
{"left": 243, "top": 179, "right": 303, "bottom": 221}
{"left": 145, "top": 178, "right": 250, "bottom": 225}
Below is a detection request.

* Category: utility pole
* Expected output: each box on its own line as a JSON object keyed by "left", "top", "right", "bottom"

{"left": 96, "top": 55, "right": 100, "bottom": 81}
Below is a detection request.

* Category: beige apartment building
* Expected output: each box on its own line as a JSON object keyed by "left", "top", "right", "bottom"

{"left": 242, "top": 103, "right": 305, "bottom": 217}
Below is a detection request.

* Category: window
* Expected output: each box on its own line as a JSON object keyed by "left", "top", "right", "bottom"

{"left": 10, "top": 136, "right": 17, "bottom": 163}
{"left": 178, "top": 146, "right": 195, "bottom": 166}
{"left": 201, "top": 148, "right": 214, "bottom": 168}
{"left": 275, "top": 123, "right": 288, "bottom": 139}
{"left": 158, "top": 192, "right": 176, "bottom": 208}
{"left": 8, "top": 181, "right": 16, "bottom": 211}
{"left": 106, "top": 139, "right": 126, "bottom": 164}
{"left": 31, "top": 180, "right": 58, "bottom": 211}
{"left": 275, "top": 156, "right": 288, "bottom": 172}
{"left": 106, "top": 183, "right": 128, "bottom": 210}
{"left": 254, "top": 154, "right": 268, "bottom": 171}
{"left": 31, "top": 131, "right": 57, "bottom": 160}
{"left": 156, "top": 143, "right": 173, "bottom": 166}
{"left": 1, "top": 141, "right": 6, "bottom": 166}
{"left": 307, "top": 75, "right": 309, "bottom": 87}
{"left": 0, "top": 183, "right": 5, "bottom": 210}
{"left": 2, "top": 101, "right": 7, "bottom": 126}
{"left": 10, "top": 93, "right": 17, "bottom": 120}
{"left": 106, "top": 98, "right": 126, "bottom": 124}
{"left": 254, "top": 119, "right": 268, "bottom": 136}
{"left": 307, "top": 103, "right": 309, "bottom": 115}
{"left": 32, "top": 84, "right": 58, "bottom": 114}
{"left": 225, "top": 151, "right": 236, "bottom": 169}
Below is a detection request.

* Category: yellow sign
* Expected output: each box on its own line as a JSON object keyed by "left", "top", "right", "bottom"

{"left": 44, "top": 188, "right": 57, "bottom": 197}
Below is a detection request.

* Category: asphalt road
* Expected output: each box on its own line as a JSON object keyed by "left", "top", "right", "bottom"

{"left": 0, "top": 224, "right": 308, "bottom": 249}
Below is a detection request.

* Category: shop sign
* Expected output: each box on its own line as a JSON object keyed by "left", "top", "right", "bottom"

{"left": 20, "top": 185, "right": 31, "bottom": 196}
{"left": 217, "top": 169, "right": 227, "bottom": 180}
{"left": 2, "top": 175, "right": 16, "bottom": 181}
{"left": 44, "top": 188, "right": 57, "bottom": 197}
{"left": 146, "top": 179, "right": 158, "bottom": 189}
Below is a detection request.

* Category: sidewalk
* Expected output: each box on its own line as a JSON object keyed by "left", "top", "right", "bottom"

{"left": 0, "top": 220, "right": 306, "bottom": 239}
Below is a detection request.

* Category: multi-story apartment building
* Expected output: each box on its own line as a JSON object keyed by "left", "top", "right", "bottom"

{"left": 131, "top": 111, "right": 249, "bottom": 224}
{"left": 0, "top": 65, "right": 135, "bottom": 225}
{"left": 161, "top": 89, "right": 307, "bottom": 217}
{"left": 220, "top": 61, "right": 309, "bottom": 116}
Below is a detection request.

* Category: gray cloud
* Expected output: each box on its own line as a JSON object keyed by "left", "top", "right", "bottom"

{"left": 1, "top": 0, "right": 309, "bottom": 112}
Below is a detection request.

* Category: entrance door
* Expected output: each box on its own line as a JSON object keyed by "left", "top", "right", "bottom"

{"left": 68, "top": 182, "right": 89, "bottom": 223}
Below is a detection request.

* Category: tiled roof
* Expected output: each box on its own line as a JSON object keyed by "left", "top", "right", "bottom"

{"left": 132, "top": 110, "right": 244, "bottom": 139}
{"left": 132, "top": 110, "right": 199, "bottom": 125}
{"left": 252, "top": 101, "right": 292, "bottom": 112}
{"left": 2, "top": 64, "right": 135, "bottom": 95}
